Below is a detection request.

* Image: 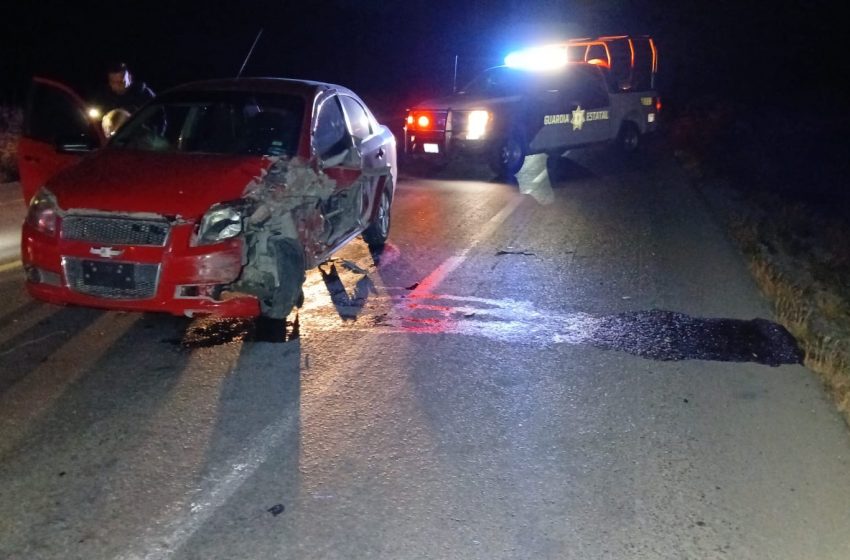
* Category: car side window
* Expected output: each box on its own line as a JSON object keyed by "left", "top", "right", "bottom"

{"left": 339, "top": 95, "right": 372, "bottom": 142}
{"left": 314, "top": 95, "right": 352, "bottom": 162}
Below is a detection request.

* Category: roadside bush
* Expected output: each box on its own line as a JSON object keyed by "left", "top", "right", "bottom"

{"left": 0, "top": 105, "right": 22, "bottom": 183}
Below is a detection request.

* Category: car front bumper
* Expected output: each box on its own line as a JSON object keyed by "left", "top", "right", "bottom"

{"left": 22, "top": 221, "right": 262, "bottom": 318}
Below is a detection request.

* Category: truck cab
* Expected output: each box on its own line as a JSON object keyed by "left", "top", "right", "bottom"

{"left": 404, "top": 35, "right": 661, "bottom": 176}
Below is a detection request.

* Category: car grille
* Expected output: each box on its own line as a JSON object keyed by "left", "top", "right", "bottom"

{"left": 63, "top": 257, "right": 160, "bottom": 300}
{"left": 62, "top": 215, "right": 170, "bottom": 246}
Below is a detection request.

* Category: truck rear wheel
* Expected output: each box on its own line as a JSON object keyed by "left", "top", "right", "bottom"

{"left": 616, "top": 121, "right": 641, "bottom": 154}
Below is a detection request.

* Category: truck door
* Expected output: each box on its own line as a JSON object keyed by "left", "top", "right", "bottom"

{"left": 18, "top": 77, "right": 105, "bottom": 204}
{"left": 554, "top": 65, "right": 612, "bottom": 148}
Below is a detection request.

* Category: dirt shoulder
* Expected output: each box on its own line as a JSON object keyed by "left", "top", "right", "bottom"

{"left": 668, "top": 98, "right": 850, "bottom": 426}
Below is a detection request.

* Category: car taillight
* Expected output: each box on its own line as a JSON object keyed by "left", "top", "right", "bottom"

{"left": 655, "top": 97, "right": 662, "bottom": 112}
{"left": 417, "top": 115, "right": 431, "bottom": 128}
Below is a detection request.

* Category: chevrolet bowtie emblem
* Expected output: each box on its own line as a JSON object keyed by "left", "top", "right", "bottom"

{"left": 89, "top": 246, "right": 124, "bottom": 259}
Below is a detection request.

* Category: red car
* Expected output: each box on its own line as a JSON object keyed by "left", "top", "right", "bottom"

{"left": 18, "top": 77, "right": 397, "bottom": 318}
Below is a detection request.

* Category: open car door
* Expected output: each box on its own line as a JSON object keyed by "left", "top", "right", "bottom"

{"left": 18, "top": 77, "right": 105, "bottom": 204}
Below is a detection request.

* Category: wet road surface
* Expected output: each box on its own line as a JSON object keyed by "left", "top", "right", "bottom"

{"left": 1, "top": 145, "right": 850, "bottom": 559}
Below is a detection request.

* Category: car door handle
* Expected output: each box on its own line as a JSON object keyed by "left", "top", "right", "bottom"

{"left": 22, "top": 155, "right": 38, "bottom": 163}
{"left": 375, "top": 148, "right": 384, "bottom": 159}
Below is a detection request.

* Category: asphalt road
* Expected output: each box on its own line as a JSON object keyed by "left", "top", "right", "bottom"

{"left": 1, "top": 145, "right": 849, "bottom": 560}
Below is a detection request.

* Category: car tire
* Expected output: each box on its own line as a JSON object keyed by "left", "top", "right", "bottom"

{"left": 362, "top": 184, "right": 392, "bottom": 248}
{"left": 260, "top": 237, "right": 306, "bottom": 319}
{"left": 490, "top": 129, "right": 527, "bottom": 177}
{"left": 616, "top": 121, "right": 641, "bottom": 154}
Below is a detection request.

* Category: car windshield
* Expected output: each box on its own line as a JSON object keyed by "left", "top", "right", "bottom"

{"left": 110, "top": 91, "right": 304, "bottom": 156}
{"left": 461, "top": 66, "right": 565, "bottom": 97}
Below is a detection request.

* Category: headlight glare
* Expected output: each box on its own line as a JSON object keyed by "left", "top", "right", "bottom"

{"left": 467, "top": 110, "right": 490, "bottom": 140}
{"left": 195, "top": 203, "right": 243, "bottom": 245}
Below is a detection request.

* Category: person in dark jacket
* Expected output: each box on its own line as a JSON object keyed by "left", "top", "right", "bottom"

{"left": 97, "top": 62, "right": 155, "bottom": 114}
{"left": 92, "top": 62, "right": 157, "bottom": 136}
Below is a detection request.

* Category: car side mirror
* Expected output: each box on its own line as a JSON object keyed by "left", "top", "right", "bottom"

{"left": 55, "top": 134, "right": 99, "bottom": 153}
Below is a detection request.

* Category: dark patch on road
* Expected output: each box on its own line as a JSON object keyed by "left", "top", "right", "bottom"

{"left": 319, "top": 262, "right": 375, "bottom": 320}
{"left": 496, "top": 249, "right": 535, "bottom": 256}
{"left": 267, "top": 503, "right": 285, "bottom": 516}
{"left": 589, "top": 309, "right": 803, "bottom": 366}
{"left": 167, "top": 315, "right": 300, "bottom": 348}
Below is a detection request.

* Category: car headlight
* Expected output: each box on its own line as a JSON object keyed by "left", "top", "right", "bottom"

{"left": 467, "top": 110, "right": 490, "bottom": 140}
{"left": 194, "top": 203, "right": 243, "bottom": 246}
{"left": 26, "top": 188, "right": 60, "bottom": 236}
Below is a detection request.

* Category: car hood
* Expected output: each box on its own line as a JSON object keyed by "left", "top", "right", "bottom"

{"left": 413, "top": 92, "right": 519, "bottom": 111}
{"left": 47, "top": 149, "right": 270, "bottom": 218}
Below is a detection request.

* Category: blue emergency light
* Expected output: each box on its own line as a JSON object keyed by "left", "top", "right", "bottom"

{"left": 504, "top": 45, "right": 568, "bottom": 71}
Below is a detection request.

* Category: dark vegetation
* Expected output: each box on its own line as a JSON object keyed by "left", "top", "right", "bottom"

{"left": 670, "top": 95, "right": 850, "bottom": 425}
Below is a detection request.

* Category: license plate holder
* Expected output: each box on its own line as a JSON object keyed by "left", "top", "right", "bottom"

{"left": 82, "top": 260, "right": 136, "bottom": 289}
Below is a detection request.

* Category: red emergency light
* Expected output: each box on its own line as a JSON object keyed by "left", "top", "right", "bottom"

{"left": 405, "top": 111, "right": 434, "bottom": 131}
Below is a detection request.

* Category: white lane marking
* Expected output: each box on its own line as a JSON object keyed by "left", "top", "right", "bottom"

{"left": 119, "top": 418, "right": 294, "bottom": 560}
{"left": 119, "top": 196, "right": 525, "bottom": 559}
{"left": 411, "top": 195, "right": 524, "bottom": 295}
{"left": 0, "top": 330, "right": 66, "bottom": 357}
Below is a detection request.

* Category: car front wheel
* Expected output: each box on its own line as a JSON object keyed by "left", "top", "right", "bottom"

{"left": 261, "top": 237, "right": 306, "bottom": 319}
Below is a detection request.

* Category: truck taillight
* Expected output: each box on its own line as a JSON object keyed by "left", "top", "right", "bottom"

{"left": 405, "top": 111, "right": 433, "bottom": 131}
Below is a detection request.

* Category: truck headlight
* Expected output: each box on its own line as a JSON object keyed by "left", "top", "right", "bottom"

{"left": 26, "top": 188, "right": 60, "bottom": 236}
{"left": 194, "top": 203, "right": 243, "bottom": 246}
{"left": 467, "top": 110, "right": 490, "bottom": 140}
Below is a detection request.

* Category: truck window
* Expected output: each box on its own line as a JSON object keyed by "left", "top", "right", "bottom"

{"left": 562, "top": 67, "right": 609, "bottom": 109}
{"left": 632, "top": 39, "right": 654, "bottom": 91}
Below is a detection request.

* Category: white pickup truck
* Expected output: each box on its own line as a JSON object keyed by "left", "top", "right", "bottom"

{"left": 404, "top": 35, "right": 661, "bottom": 176}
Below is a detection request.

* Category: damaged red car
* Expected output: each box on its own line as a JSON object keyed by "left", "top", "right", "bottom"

{"left": 18, "top": 77, "right": 397, "bottom": 318}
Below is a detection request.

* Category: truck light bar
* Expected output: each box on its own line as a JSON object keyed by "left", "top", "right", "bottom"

{"left": 504, "top": 45, "right": 568, "bottom": 71}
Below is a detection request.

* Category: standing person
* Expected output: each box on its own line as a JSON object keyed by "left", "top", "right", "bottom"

{"left": 98, "top": 62, "right": 155, "bottom": 113}
{"left": 94, "top": 62, "right": 156, "bottom": 135}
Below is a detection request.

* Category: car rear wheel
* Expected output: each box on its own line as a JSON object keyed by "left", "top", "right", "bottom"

{"left": 490, "top": 130, "right": 527, "bottom": 177}
{"left": 616, "top": 121, "right": 641, "bottom": 153}
{"left": 362, "top": 185, "right": 392, "bottom": 248}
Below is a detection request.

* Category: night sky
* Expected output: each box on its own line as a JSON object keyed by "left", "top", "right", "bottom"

{"left": 1, "top": 1, "right": 845, "bottom": 112}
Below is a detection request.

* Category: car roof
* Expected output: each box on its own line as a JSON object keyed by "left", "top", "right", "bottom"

{"left": 162, "top": 77, "right": 358, "bottom": 99}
